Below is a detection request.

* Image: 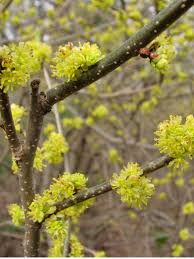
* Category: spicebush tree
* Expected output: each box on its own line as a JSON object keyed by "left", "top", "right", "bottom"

{"left": 0, "top": 0, "right": 194, "bottom": 257}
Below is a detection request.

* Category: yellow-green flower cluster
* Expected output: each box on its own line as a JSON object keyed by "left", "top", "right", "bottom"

{"left": 33, "top": 148, "right": 45, "bottom": 172}
{"left": 8, "top": 203, "right": 25, "bottom": 226}
{"left": 11, "top": 103, "right": 26, "bottom": 132}
{"left": 46, "top": 216, "right": 83, "bottom": 257}
{"left": 0, "top": 41, "right": 51, "bottom": 92}
{"left": 42, "top": 132, "right": 69, "bottom": 164}
{"left": 91, "top": 0, "right": 114, "bottom": 10}
{"left": 108, "top": 148, "right": 121, "bottom": 164}
{"left": 46, "top": 216, "right": 67, "bottom": 257}
{"left": 45, "top": 216, "right": 67, "bottom": 240}
{"left": 182, "top": 201, "right": 194, "bottom": 215}
{"left": 25, "top": 41, "right": 51, "bottom": 70}
{"left": 172, "top": 244, "right": 184, "bottom": 257}
{"left": 141, "top": 97, "right": 158, "bottom": 114}
{"left": 179, "top": 228, "right": 190, "bottom": 241}
{"left": 48, "top": 238, "right": 64, "bottom": 257}
{"left": 150, "top": 35, "right": 176, "bottom": 73}
{"left": 92, "top": 104, "right": 109, "bottom": 119}
{"left": 63, "top": 116, "right": 84, "bottom": 130}
{"left": 59, "top": 199, "right": 94, "bottom": 222}
{"left": 51, "top": 42, "right": 103, "bottom": 81}
{"left": 69, "top": 234, "right": 84, "bottom": 257}
{"left": 95, "top": 251, "right": 106, "bottom": 257}
{"left": 156, "top": 0, "right": 169, "bottom": 11}
{"left": 111, "top": 163, "right": 155, "bottom": 209}
{"left": 12, "top": 159, "right": 19, "bottom": 174}
{"left": 155, "top": 115, "right": 194, "bottom": 160}
{"left": 28, "top": 172, "right": 88, "bottom": 222}
{"left": 43, "top": 123, "right": 56, "bottom": 136}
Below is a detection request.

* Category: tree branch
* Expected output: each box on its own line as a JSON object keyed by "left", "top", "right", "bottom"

{"left": 0, "top": 0, "right": 13, "bottom": 14}
{"left": 0, "top": 89, "right": 22, "bottom": 158}
{"left": 19, "top": 80, "right": 45, "bottom": 257}
{"left": 42, "top": 0, "right": 194, "bottom": 112}
{"left": 43, "top": 155, "right": 172, "bottom": 221}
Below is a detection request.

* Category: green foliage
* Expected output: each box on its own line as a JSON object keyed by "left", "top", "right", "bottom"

{"left": 42, "top": 132, "right": 69, "bottom": 164}
{"left": 51, "top": 42, "right": 103, "bottom": 81}
{"left": 111, "top": 163, "right": 155, "bottom": 209}
{"left": 0, "top": 41, "right": 51, "bottom": 92}
{"left": 8, "top": 203, "right": 25, "bottom": 226}
{"left": 154, "top": 231, "right": 169, "bottom": 248}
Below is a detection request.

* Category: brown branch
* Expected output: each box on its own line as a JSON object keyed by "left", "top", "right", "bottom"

{"left": 42, "top": 0, "right": 194, "bottom": 112}
{"left": 19, "top": 80, "right": 45, "bottom": 257}
{"left": 43, "top": 155, "right": 173, "bottom": 222}
{"left": 0, "top": 89, "right": 22, "bottom": 159}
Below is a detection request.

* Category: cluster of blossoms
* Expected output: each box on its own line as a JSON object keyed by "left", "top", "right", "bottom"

{"left": 179, "top": 228, "right": 190, "bottom": 241}
{"left": 12, "top": 132, "right": 69, "bottom": 174}
{"left": 51, "top": 42, "right": 103, "bottom": 81}
{"left": 91, "top": 0, "right": 114, "bottom": 10}
{"left": 86, "top": 104, "right": 109, "bottom": 126}
{"left": 42, "top": 132, "right": 69, "bottom": 164}
{"left": 27, "top": 172, "right": 93, "bottom": 256}
{"left": 156, "top": 0, "right": 169, "bottom": 11}
{"left": 63, "top": 116, "right": 84, "bottom": 130}
{"left": 0, "top": 41, "right": 51, "bottom": 92}
{"left": 8, "top": 203, "right": 25, "bottom": 226}
{"left": 150, "top": 35, "right": 176, "bottom": 73}
{"left": 28, "top": 172, "right": 92, "bottom": 222}
{"left": 172, "top": 244, "right": 184, "bottom": 257}
{"left": 45, "top": 215, "right": 84, "bottom": 257}
{"left": 33, "top": 147, "right": 45, "bottom": 172}
{"left": 182, "top": 201, "right": 194, "bottom": 215}
{"left": 11, "top": 103, "right": 26, "bottom": 132}
{"left": 155, "top": 115, "right": 194, "bottom": 169}
{"left": 92, "top": 104, "right": 109, "bottom": 119}
{"left": 43, "top": 123, "right": 56, "bottom": 136}
{"left": 108, "top": 148, "right": 122, "bottom": 164}
{"left": 111, "top": 163, "right": 155, "bottom": 208}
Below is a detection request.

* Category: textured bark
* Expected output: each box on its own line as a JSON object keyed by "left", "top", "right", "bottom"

{"left": 21, "top": 80, "right": 45, "bottom": 257}
{"left": 0, "top": 89, "right": 21, "bottom": 156}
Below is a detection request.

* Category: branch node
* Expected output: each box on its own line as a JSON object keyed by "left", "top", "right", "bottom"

{"left": 30, "top": 79, "right": 40, "bottom": 93}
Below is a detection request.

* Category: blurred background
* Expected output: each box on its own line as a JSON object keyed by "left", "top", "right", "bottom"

{"left": 0, "top": 0, "right": 194, "bottom": 256}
